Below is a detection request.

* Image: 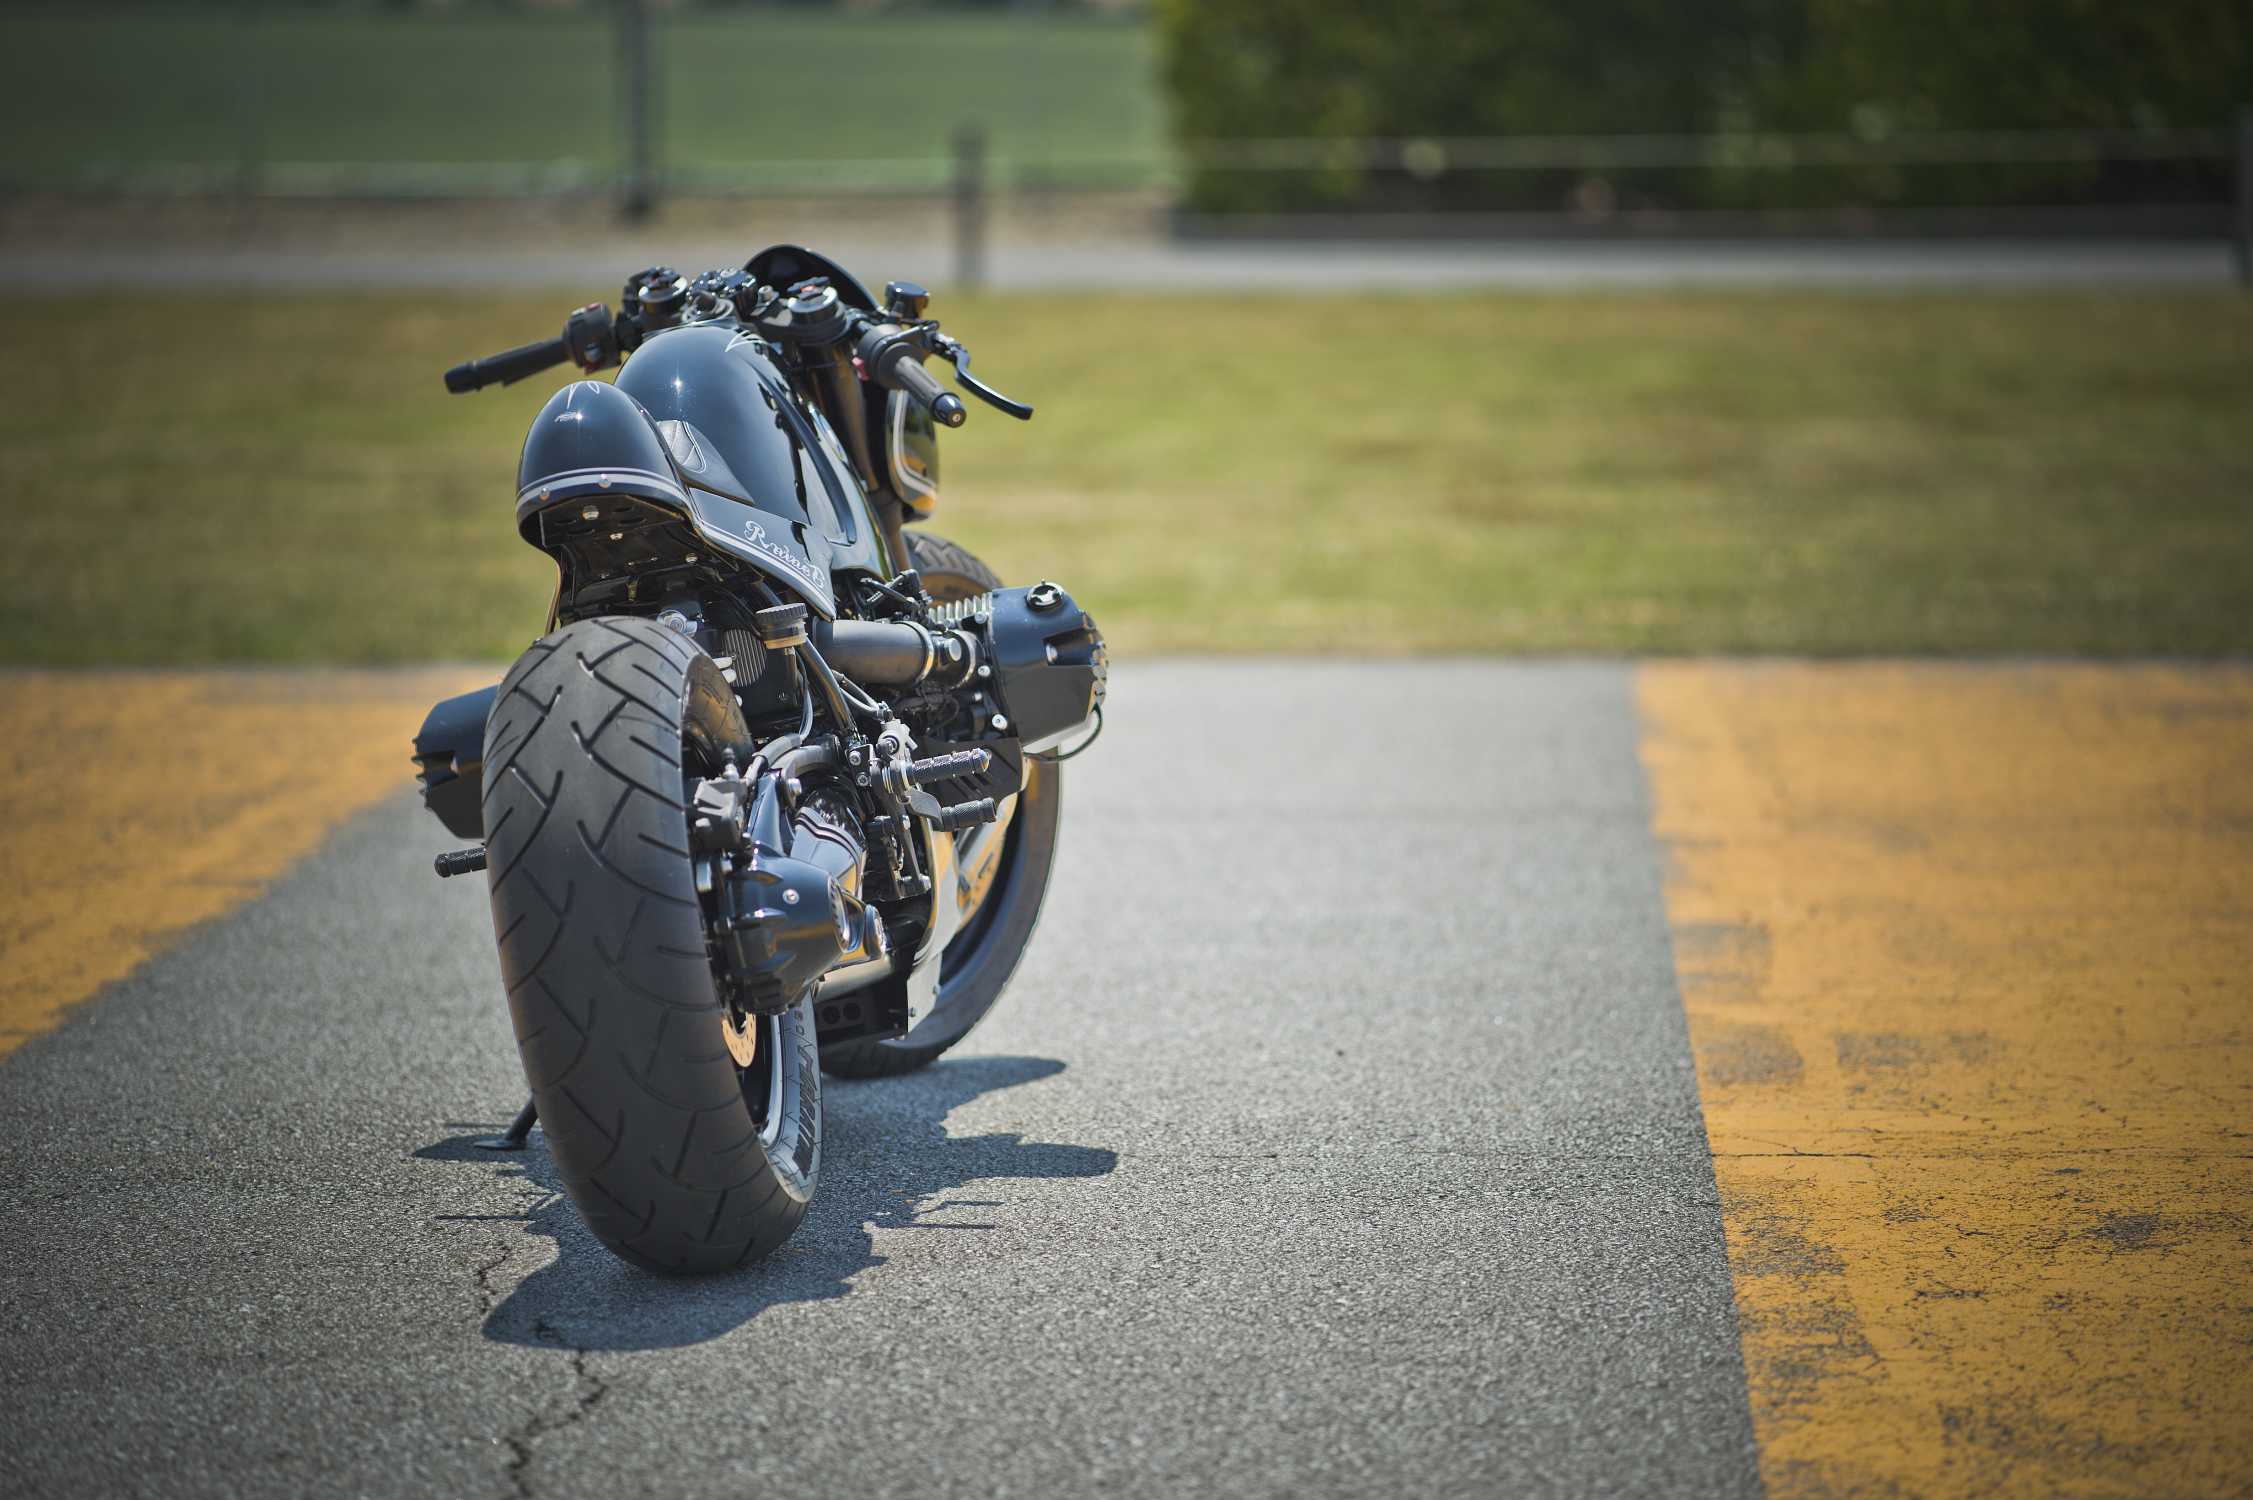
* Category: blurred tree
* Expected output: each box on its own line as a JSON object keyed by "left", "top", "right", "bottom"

{"left": 1159, "top": 0, "right": 1781, "bottom": 210}
{"left": 1764, "top": 0, "right": 2247, "bottom": 132}
{"left": 1158, "top": 0, "right": 2250, "bottom": 214}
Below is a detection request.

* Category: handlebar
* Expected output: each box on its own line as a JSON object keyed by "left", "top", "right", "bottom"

{"left": 444, "top": 304, "right": 620, "bottom": 395}
{"left": 443, "top": 336, "right": 572, "bottom": 394}
{"left": 898, "top": 360, "right": 968, "bottom": 428}
{"left": 856, "top": 323, "right": 967, "bottom": 428}
{"left": 441, "top": 271, "right": 1031, "bottom": 429}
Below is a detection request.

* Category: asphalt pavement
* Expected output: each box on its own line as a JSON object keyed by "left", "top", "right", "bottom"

{"left": 0, "top": 661, "right": 1758, "bottom": 1499}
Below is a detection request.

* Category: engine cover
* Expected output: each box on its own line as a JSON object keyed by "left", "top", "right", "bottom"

{"left": 938, "top": 582, "right": 1107, "bottom": 753}
{"left": 710, "top": 775, "right": 876, "bottom": 1015}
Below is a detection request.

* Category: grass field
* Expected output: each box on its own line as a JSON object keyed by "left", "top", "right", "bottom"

{"left": 0, "top": 7, "right": 1162, "bottom": 191}
{"left": 2, "top": 291, "right": 2247, "bottom": 665}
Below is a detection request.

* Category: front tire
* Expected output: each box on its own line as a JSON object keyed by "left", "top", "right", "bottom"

{"left": 481, "top": 615, "right": 820, "bottom": 1274}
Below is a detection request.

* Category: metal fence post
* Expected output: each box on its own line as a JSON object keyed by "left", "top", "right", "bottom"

{"left": 953, "top": 122, "right": 988, "bottom": 291}
{"left": 2235, "top": 108, "right": 2252, "bottom": 288}
{"left": 618, "top": 0, "right": 656, "bottom": 222}
{"left": 233, "top": 2, "right": 263, "bottom": 212}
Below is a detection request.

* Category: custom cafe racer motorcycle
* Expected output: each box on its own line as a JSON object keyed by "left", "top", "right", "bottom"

{"left": 411, "top": 246, "right": 1104, "bottom": 1273}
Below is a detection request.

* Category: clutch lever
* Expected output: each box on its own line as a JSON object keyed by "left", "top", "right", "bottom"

{"left": 944, "top": 340, "right": 1035, "bottom": 420}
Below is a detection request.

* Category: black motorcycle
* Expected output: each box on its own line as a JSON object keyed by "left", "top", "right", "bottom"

{"left": 412, "top": 246, "right": 1104, "bottom": 1273}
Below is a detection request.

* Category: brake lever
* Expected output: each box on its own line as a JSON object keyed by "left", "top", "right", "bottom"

{"left": 945, "top": 342, "right": 1034, "bottom": 420}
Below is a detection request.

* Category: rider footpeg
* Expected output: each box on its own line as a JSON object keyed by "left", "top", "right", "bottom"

{"left": 905, "top": 748, "right": 993, "bottom": 786}
{"left": 924, "top": 797, "right": 997, "bottom": 834}
{"left": 434, "top": 846, "right": 488, "bottom": 878}
{"left": 874, "top": 738, "right": 1001, "bottom": 833}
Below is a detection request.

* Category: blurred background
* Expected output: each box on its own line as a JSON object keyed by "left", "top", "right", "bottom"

{"left": 1, "top": 0, "right": 2248, "bottom": 664}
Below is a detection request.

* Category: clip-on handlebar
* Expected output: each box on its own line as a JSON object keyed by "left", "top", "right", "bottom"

{"left": 440, "top": 270, "right": 1031, "bottom": 431}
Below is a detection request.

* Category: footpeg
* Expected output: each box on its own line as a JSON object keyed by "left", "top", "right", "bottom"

{"left": 434, "top": 846, "right": 488, "bottom": 878}
{"left": 924, "top": 797, "right": 997, "bottom": 833}
{"left": 905, "top": 748, "right": 993, "bottom": 786}
{"left": 870, "top": 726, "right": 1002, "bottom": 835}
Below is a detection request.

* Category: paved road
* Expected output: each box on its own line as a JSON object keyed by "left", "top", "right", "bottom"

{"left": 0, "top": 662, "right": 1759, "bottom": 1499}
{"left": 7, "top": 660, "right": 2251, "bottom": 1495}
{"left": 1, "top": 238, "right": 2233, "bottom": 292}
{"left": 1639, "top": 662, "right": 2253, "bottom": 1494}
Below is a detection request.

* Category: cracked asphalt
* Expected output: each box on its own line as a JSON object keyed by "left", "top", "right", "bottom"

{"left": 0, "top": 662, "right": 1758, "bottom": 1499}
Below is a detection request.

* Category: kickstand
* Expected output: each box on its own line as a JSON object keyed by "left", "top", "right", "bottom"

{"left": 476, "top": 1097, "right": 538, "bottom": 1152}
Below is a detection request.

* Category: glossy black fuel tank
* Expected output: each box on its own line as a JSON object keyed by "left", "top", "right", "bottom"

{"left": 614, "top": 322, "right": 892, "bottom": 599}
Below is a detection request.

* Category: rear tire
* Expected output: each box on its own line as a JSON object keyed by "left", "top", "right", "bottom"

{"left": 482, "top": 615, "right": 820, "bottom": 1274}
{"left": 821, "top": 532, "right": 1065, "bottom": 1079}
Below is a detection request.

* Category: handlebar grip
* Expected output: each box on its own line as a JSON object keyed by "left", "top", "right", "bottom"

{"left": 892, "top": 356, "right": 967, "bottom": 428}
{"left": 443, "top": 336, "right": 573, "bottom": 395}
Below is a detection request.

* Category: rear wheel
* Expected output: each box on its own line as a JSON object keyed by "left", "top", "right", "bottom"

{"left": 482, "top": 615, "right": 820, "bottom": 1274}
{"left": 820, "top": 532, "right": 1065, "bottom": 1078}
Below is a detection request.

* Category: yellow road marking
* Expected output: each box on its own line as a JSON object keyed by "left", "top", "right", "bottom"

{"left": 0, "top": 669, "right": 485, "bottom": 1061}
{"left": 1637, "top": 662, "right": 2253, "bottom": 1496}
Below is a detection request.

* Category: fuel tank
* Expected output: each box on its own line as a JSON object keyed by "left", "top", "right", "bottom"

{"left": 514, "top": 322, "right": 891, "bottom": 616}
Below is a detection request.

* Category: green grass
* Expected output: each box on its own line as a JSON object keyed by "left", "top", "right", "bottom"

{"left": 1, "top": 291, "right": 2247, "bottom": 665}
{"left": 0, "top": 7, "right": 1162, "bottom": 189}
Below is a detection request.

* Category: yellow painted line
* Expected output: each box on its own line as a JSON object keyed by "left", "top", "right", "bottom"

{"left": 0, "top": 668, "right": 486, "bottom": 1061}
{"left": 1637, "top": 662, "right": 2253, "bottom": 1496}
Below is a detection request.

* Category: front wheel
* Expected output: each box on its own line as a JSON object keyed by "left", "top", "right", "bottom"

{"left": 481, "top": 615, "right": 820, "bottom": 1274}
{"left": 821, "top": 532, "right": 1065, "bottom": 1078}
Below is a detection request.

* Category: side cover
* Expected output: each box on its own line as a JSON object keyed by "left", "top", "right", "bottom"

{"left": 413, "top": 684, "right": 499, "bottom": 840}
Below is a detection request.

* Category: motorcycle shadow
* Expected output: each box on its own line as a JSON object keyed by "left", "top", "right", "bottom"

{"left": 414, "top": 1054, "right": 1114, "bottom": 1352}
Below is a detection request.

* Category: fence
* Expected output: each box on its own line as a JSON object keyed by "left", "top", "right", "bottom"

{"left": 908, "top": 125, "right": 2252, "bottom": 289}
{"left": 4, "top": 5, "right": 2246, "bottom": 287}
{"left": 21, "top": 127, "right": 2251, "bottom": 290}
